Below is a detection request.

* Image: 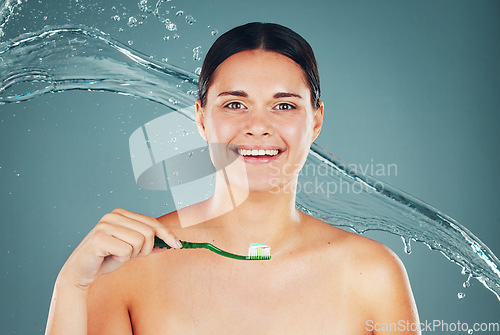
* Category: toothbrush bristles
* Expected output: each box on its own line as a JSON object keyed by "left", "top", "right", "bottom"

{"left": 248, "top": 243, "right": 271, "bottom": 260}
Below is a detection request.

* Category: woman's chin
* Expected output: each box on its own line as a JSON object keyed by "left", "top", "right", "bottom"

{"left": 229, "top": 178, "right": 291, "bottom": 195}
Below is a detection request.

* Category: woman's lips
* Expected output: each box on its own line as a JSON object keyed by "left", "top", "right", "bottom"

{"left": 233, "top": 148, "right": 284, "bottom": 164}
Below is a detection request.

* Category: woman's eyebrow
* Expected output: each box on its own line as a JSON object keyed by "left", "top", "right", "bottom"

{"left": 273, "top": 92, "right": 302, "bottom": 99}
{"left": 217, "top": 91, "right": 302, "bottom": 99}
{"left": 217, "top": 90, "right": 248, "bottom": 97}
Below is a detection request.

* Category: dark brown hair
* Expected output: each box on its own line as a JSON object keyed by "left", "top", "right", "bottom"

{"left": 197, "top": 22, "right": 321, "bottom": 108}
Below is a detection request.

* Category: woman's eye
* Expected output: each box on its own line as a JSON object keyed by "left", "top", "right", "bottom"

{"left": 275, "top": 103, "right": 295, "bottom": 110}
{"left": 225, "top": 102, "right": 244, "bottom": 109}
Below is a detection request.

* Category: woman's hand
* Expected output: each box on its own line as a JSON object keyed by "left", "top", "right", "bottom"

{"left": 58, "top": 208, "right": 181, "bottom": 290}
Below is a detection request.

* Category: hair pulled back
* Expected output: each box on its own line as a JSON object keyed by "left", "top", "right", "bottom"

{"left": 197, "top": 22, "right": 321, "bottom": 109}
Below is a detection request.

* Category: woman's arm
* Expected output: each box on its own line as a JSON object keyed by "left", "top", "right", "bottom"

{"left": 45, "top": 208, "right": 181, "bottom": 335}
{"left": 86, "top": 268, "right": 134, "bottom": 335}
{"left": 363, "top": 245, "right": 421, "bottom": 335}
{"left": 45, "top": 277, "right": 90, "bottom": 335}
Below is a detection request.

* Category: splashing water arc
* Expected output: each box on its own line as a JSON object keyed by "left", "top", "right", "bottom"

{"left": 0, "top": 25, "right": 499, "bottom": 301}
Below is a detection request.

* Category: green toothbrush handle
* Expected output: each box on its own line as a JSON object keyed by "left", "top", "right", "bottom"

{"left": 154, "top": 236, "right": 183, "bottom": 249}
{"left": 153, "top": 237, "right": 205, "bottom": 250}
{"left": 153, "top": 236, "right": 250, "bottom": 260}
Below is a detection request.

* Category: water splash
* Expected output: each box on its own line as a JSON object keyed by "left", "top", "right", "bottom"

{"left": 0, "top": 25, "right": 196, "bottom": 115}
{"left": 0, "top": 25, "right": 499, "bottom": 301}
{"left": 0, "top": 0, "right": 22, "bottom": 38}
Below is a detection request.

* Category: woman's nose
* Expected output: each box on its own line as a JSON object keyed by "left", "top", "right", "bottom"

{"left": 244, "top": 109, "right": 273, "bottom": 137}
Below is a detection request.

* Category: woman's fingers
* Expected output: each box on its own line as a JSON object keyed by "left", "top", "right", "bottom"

{"left": 62, "top": 208, "right": 180, "bottom": 289}
{"left": 95, "top": 233, "right": 135, "bottom": 276}
{"left": 99, "top": 213, "right": 155, "bottom": 257}
{"left": 109, "top": 208, "right": 182, "bottom": 250}
{"left": 65, "top": 231, "right": 135, "bottom": 288}
{"left": 93, "top": 222, "right": 147, "bottom": 259}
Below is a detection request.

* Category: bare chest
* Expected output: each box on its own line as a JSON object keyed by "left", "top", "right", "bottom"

{"left": 127, "top": 252, "right": 371, "bottom": 335}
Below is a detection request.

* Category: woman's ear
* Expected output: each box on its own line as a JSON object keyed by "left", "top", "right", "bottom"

{"left": 195, "top": 99, "right": 207, "bottom": 141}
{"left": 312, "top": 101, "right": 324, "bottom": 142}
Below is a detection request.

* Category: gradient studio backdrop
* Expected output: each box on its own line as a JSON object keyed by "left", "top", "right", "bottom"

{"left": 1, "top": 0, "right": 499, "bottom": 333}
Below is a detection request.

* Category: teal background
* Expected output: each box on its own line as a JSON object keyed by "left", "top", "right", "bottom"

{"left": 0, "top": 0, "right": 499, "bottom": 333}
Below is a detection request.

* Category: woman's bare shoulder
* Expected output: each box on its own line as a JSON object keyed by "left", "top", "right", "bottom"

{"left": 306, "top": 215, "right": 417, "bottom": 317}
{"left": 305, "top": 215, "right": 408, "bottom": 284}
{"left": 156, "top": 210, "right": 181, "bottom": 228}
{"left": 308, "top": 216, "right": 416, "bottom": 316}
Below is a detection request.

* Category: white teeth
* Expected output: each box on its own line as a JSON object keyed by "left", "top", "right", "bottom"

{"left": 237, "top": 148, "right": 279, "bottom": 156}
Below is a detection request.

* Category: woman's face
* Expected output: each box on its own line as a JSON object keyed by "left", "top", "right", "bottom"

{"left": 196, "top": 49, "right": 323, "bottom": 193}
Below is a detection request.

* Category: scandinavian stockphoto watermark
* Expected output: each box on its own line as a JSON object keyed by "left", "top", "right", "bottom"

{"left": 270, "top": 158, "right": 398, "bottom": 196}
{"left": 366, "top": 319, "right": 500, "bottom": 333}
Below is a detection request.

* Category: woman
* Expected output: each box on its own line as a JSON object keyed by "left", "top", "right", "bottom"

{"left": 46, "top": 22, "right": 420, "bottom": 334}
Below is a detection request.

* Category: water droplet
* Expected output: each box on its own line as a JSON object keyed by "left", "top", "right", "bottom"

{"left": 401, "top": 236, "right": 412, "bottom": 254}
{"left": 173, "top": 171, "right": 179, "bottom": 176}
{"left": 192, "top": 46, "right": 202, "bottom": 61}
{"left": 211, "top": 29, "right": 218, "bottom": 36}
{"left": 468, "top": 329, "right": 474, "bottom": 334}
{"left": 194, "top": 67, "right": 201, "bottom": 75}
{"left": 185, "top": 15, "right": 196, "bottom": 25}
{"left": 173, "top": 34, "right": 180, "bottom": 40}
{"left": 170, "top": 137, "right": 177, "bottom": 142}
{"left": 463, "top": 273, "right": 472, "bottom": 288}
{"left": 127, "top": 16, "right": 138, "bottom": 27}
{"left": 162, "top": 57, "right": 168, "bottom": 63}
{"left": 162, "top": 35, "right": 170, "bottom": 41}
{"left": 111, "top": 15, "right": 120, "bottom": 21}
{"left": 138, "top": 0, "right": 149, "bottom": 12}
{"left": 457, "top": 292, "right": 465, "bottom": 299}
{"left": 164, "top": 20, "right": 177, "bottom": 31}
{"left": 175, "top": 10, "right": 183, "bottom": 17}
{"left": 128, "top": 40, "right": 133, "bottom": 46}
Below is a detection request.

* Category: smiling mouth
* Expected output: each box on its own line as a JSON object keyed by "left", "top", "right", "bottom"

{"left": 236, "top": 148, "right": 280, "bottom": 157}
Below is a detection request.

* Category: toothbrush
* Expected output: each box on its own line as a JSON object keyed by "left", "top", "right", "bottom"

{"left": 154, "top": 236, "right": 271, "bottom": 260}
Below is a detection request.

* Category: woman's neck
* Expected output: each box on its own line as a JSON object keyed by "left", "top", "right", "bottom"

{"left": 199, "top": 178, "right": 304, "bottom": 255}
